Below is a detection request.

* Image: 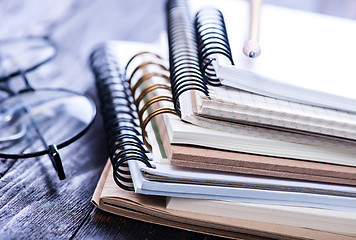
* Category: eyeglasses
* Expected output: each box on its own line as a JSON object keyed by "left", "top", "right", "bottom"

{"left": 0, "top": 36, "right": 96, "bottom": 180}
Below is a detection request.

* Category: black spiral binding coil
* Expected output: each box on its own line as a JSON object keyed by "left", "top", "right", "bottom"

{"left": 166, "top": 0, "right": 209, "bottom": 116}
{"left": 88, "top": 0, "right": 234, "bottom": 191}
{"left": 195, "top": 8, "right": 234, "bottom": 86}
{"left": 89, "top": 45, "right": 154, "bottom": 191}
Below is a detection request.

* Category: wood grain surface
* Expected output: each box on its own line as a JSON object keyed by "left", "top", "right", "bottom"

{"left": 0, "top": 0, "right": 355, "bottom": 239}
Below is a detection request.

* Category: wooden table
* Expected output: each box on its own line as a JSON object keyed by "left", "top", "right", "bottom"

{"left": 1, "top": 0, "right": 355, "bottom": 239}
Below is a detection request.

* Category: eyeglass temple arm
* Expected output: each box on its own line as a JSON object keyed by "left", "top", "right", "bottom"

{"left": 19, "top": 70, "right": 34, "bottom": 93}
{"left": 19, "top": 71, "right": 66, "bottom": 180}
{"left": 48, "top": 144, "right": 66, "bottom": 180}
{"left": 27, "top": 106, "right": 66, "bottom": 180}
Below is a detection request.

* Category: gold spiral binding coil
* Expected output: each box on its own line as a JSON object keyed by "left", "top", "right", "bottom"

{"left": 141, "top": 108, "right": 177, "bottom": 152}
{"left": 124, "top": 51, "right": 163, "bottom": 75}
{"left": 124, "top": 52, "right": 178, "bottom": 152}
{"left": 131, "top": 72, "right": 170, "bottom": 97}
{"left": 128, "top": 61, "right": 168, "bottom": 85}
{"left": 134, "top": 84, "right": 171, "bottom": 107}
{"left": 137, "top": 95, "right": 174, "bottom": 124}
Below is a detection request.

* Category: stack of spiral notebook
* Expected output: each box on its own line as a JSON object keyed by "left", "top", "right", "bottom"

{"left": 90, "top": 0, "right": 356, "bottom": 239}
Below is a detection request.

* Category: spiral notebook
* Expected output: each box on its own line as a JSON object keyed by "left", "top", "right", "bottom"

{"left": 89, "top": 37, "right": 356, "bottom": 238}
{"left": 90, "top": 39, "right": 356, "bottom": 208}
{"left": 90, "top": 0, "right": 356, "bottom": 238}
{"left": 92, "top": 160, "right": 356, "bottom": 240}
{"left": 154, "top": 102, "right": 356, "bottom": 186}
{"left": 88, "top": 0, "right": 356, "bottom": 198}
{"left": 179, "top": 0, "right": 356, "bottom": 141}
{"left": 200, "top": 0, "right": 356, "bottom": 113}
{"left": 89, "top": 0, "right": 356, "bottom": 168}
{"left": 89, "top": 37, "right": 356, "bottom": 240}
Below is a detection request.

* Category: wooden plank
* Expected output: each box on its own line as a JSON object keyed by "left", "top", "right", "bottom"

{"left": 0, "top": 117, "right": 107, "bottom": 238}
{"left": 72, "top": 208, "right": 223, "bottom": 240}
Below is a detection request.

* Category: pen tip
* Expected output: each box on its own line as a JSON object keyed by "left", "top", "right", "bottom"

{"left": 249, "top": 52, "right": 256, "bottom": 58}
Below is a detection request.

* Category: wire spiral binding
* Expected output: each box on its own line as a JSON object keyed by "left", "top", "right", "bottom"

{"left": 89, "top": 44, "right": 155, "bottom": 191}
{"left": 125, "top": 52, "right": 177, "bottom": 152}
{"left": 166, "top": 0, "right": 209, "bottom": 116}
{"left": 89, "top": 0, "right": 234, "bottom": 191}
{"left": 90, "top": 45, "right": 179, "bottom": 190}
{"left": 195, "top": 7, "right": 234, "bottom": 86}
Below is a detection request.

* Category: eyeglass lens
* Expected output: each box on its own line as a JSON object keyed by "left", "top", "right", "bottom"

{"left": 0, "top": 37, "right": 96, "bottom": 166}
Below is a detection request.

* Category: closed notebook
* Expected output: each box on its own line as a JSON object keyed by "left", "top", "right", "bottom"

{"left": 177, "top": 0, "right": 356, "bottom": 141}
{"left": 154, "top": 109, "right": 356, "bottom": 186}
{"left": 92, "top": 160, "right": 356, "bottom": 240}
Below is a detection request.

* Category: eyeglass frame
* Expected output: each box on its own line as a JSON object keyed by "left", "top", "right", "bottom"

{"left": 0, "top": 36, "right": 97, "bottom": 180}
